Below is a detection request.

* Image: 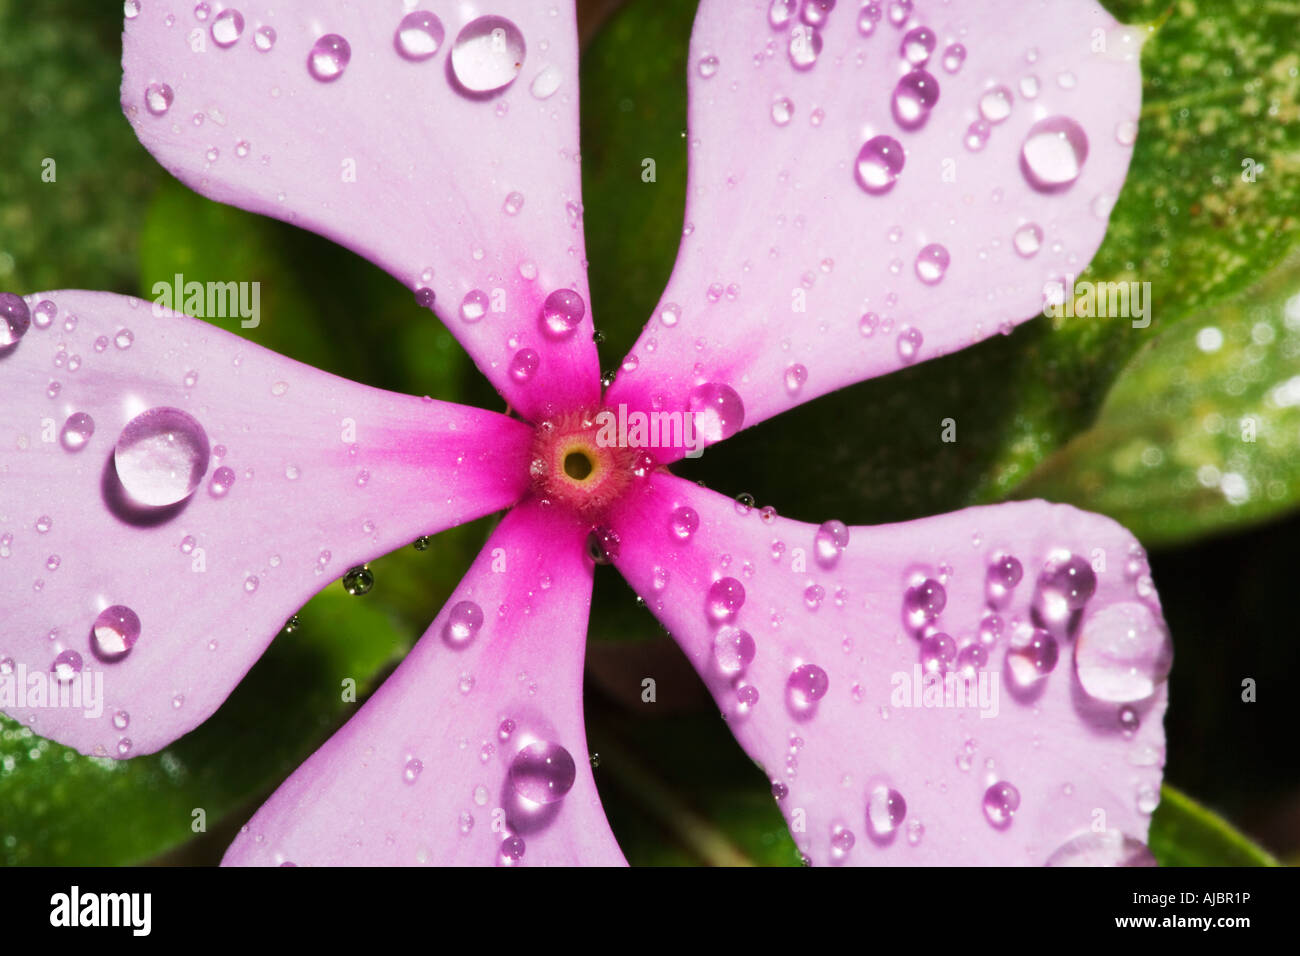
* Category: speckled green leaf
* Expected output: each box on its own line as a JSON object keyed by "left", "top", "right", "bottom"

{"left": 1015, "top": 246, "right": 1300, "bottom": 545}
{"left": 1150, "top": 785, "right": 1280, "bottom": 866}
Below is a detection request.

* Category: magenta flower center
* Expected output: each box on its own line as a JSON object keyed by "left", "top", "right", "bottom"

{"left": 528, "top": 406, "right": 646, "bottom": 523}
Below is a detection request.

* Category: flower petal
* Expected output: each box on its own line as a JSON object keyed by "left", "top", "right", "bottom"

{"left": 223, "top": 497, "right": 623, "bottom": 866}
{"left": 607, "top": 0, "right": 1141, "bottom": 458}
{"left": 122, "top": 1, "right": 600, "bottom": 419}
{"left": 0, "top": 290, "right": 530, "bottom": 757}
{"left": 609, "top": 473, "right": 1168, "bottom": 865}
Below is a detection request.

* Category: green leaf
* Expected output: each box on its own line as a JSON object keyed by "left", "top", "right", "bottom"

{"left": 1014, "top": 245, "right": 1300, "bottom": 545}
{"left": 1150, "top": 785, "right": 1280, "bottom": 866}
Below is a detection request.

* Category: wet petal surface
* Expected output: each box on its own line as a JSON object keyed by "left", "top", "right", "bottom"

{"left": 223, "top": 498, "right": 624, "bottom": 866}
{"left": 607, "top": 0, "right": 1141, "bottom": 457}
{"left": 609, "top": 473, "right": 1168, "bottom": 865}
{"left": 0, "top": 291, "right": 530, "bottom": 756}
{"left": 123, "top": 1, "right": 601, "bottom": 419}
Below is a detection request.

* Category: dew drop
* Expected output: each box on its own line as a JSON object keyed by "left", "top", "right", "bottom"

{"left": 508, "top": 741, "right": 576, "bottom": 805}
{"left": 787, "top": 24, "right": 822, "bottom": 71}
{"left": 854, "top": 135, "right": 905, "bottom": 195}
{"left": 896, "top": 326, "right": 923, "bottom": 363}
{"left": 768, "top": 0, "right": 798, "bottom": 29}
{"left": 209, "top": 465, "right": 236, "bottom": 498}
{"left": 539, "top": 288, "right": 586, "bottom": 339}
{"left": 891, "top": 69, "right": 939, "bottom": 129}
{"left": 450, "top": 16, "right": 526, "bottom": 94}
{"left": 1074, "top": 601, "right": 1172, "bottom": 703}
{"left": 51, "top": 650, "right": 83, "bottom": 683}
{"left": 459, "top": 289, "right": 488, "bottom": 323}
{"left": 394, "top": 11, "right": 445, "bottom": 61}
{"left": 787, "top": 663, "right": 829, "bottom": 707}
{"left": 914, "top": 243, "right": 949, "bottom": 284}
{"left": 941, "top": 42, "right": 965, "bottom": 73}
{"left": 813, "top": 520, "right": 849, "bottom": 569}
{"left": 509, "top": 348, "right": 540, "bottom": 383}
{"left": 978, "top": 85, "right": 1014, "bottom": 123}
{"left": 713, "top": 626, "right": 756, "bottom": 676}
{"left": 144, "top": 83, "right": 174, "bottom": 117}
{"left": 307, "top": 34, "right": 351, "bottom": 82}
{"left": 92, "top": 605, "right": 141, "bottom": 657}
{"left": 403, "top": 758, "right": 423, "bottom": 784}
{"left": 1006, "top": 626, "right": 1060, "bottom": 687}
{"left": 1020, "top": 116, "right": 1089, "bottom": 193}
{"left": 530, "top": 65, "right": 562, "bottom": 99}
{"left": 1013, "top": 222, "right": 1044, "bottom": 258}
{"left": 903, "top": 577, "right": 945, "bottom": 629}
{"left": 1045, "top": 831, "right": 1156, "bottom": 867}
{"left": 114, "top": 407, "right": 210, "bottom": 507}
{"left": 771, "top": 96, "right": 794, "bottom": 127}
{"left": 982, "top": 781, "right": 1020, "bottom": 827}
{"left": 866, "top": 786, "right": 907, "bottom": 838}
{"left": 254, "top": 25, "right": 276, "bottom": 52}
{"left": 687, "top": 382, "right": 745, "bottom": 444}
{"left": 784, "top": 363, "right": 807, "bottom": 394}
{"left": 210, "top": 8, "right": 244, "bottom": 48}
{"left": 442, "top": 600, "right": 484, "bottom": 647}
{"left": 706, "top": 577, "right": 746, "bottom": 624}
{"left": 669, "top": 505, "right": 700, "bottom": 542}
{"left": 899, "top": 26, "right": 935, "bottom": 66}
{"left": 342, "top": 565, "right": 374, "bottom": 595}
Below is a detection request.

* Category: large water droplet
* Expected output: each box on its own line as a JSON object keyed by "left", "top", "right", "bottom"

{"left": 1006, "top": 625, "right": 1059, "bottom": 687}
{"left": 1020, "top": 116, "right": 1089, "bottom": 192}
{"left": 451, "top": 16, "right": 526, "bottom": 94}
{"left": 687, "top": 382, "right": 745, "bottom": 444}
{"left": 1074, "top": 601, "right": 1172, "bottom": 702}
{"left": 866, "top": 786, "right": 907, "bottom": 838}
{"left": 706, "top": 577, "right": 745, "bottom": 624}
{"left": 713, "top": 626, "right": 756, "bottom": 676}
{"left": 394, "top": 11, "right": 445, "bottom": 61}
{"left": 210, "top": 8, "right": 244, "bottom": 48}
{"left": 1045, "top": 831, "right": 1157, "bottom": 867}
{"left": 891, "top": 69, "right": 940, "bottom": 130}
{"left": 854, "top": 135, "right": 905, "bottom": 195}
{"left": 982, "top": 781, "right": 1020, "bottom": 827}
{"left": 539, "top": 289, "right": 586, "bottom": 339}
{"left": 509, "top": 348, "right": 540, "bottom": 384}
{"left": 114, "top": 407, "right": 210, "bottom": 507}
{"left": 1035, "top": 552, "right": 1096, "bottom": 625}
{"left": 787, "top": 24, "right": 822, "bottom": 70}
{"left": 442, "top": 599, "right": 484, "bottom": 648}
{"left": 92, "top": 605, "right": 142, "bottom": 658}
{"left": 508, "top": 741, "right": 576, "bottom": 804}
{"left": 787, "top": 663, "right": 829, "bottom": 707}
{"left": 307, "top": 34, "right": 351, "bottom": 83}
{"left": 60, "top": 412, "right": 95, "bottom": 452}
{"left": 669, "top": 505, "right": 700, "bottom": 542}
{"left": 903, "top": 578, "right": 945, "bottom": 629}
{"left": 899, "top": 26, "right": 935, "bottom": 66}
{"left": 144, "top": 83, "right": 174, "bottom": 117}
{"left": 914, "top": 243, "right": 949, "bottom": 284}
{"left": 814, "top": 520, "right": 849, "bottom": 568}
{"left": 0, "top": 293, "right": 31, "bottom": 347}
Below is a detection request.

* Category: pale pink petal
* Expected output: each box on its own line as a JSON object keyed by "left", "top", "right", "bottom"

{"left": 608, "top": 473, "right": 1168, "bottom": 865}
{"left": 607, "top": 0, "right": 1141, "bottom": 458}
{"left": 223, "top": 497, "right": 623, "bottom": 866}
{"left": 123, "top": 1, "right": 600, "bottom": 419}
{"left": 0, "top": 291, "right": 531, "bottom": 757}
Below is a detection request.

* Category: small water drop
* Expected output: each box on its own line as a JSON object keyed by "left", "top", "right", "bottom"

{"left": 508, "top": 741, "right": 576, "bottom": 804}
{"left": 394, "top": 11, "right": 445, "bottom": 61}
{"left": 307, "top": 34, "right": 351, "bottom": 82}
{"left": 854, "top": 135, "right": 905, "bottom": 195}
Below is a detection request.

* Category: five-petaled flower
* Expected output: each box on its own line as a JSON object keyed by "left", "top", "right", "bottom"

{"left": 0, "top": 0, "right": 1169, "bottom": 866}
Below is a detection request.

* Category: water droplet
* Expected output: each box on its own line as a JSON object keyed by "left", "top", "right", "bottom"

{"left": 697, "top": 54, "right": 719, "bottom": 78}
{"left": 887, "top": 0, "right": 912, "bottom": 26}
{"left": 539, "top": 288, "right": 585, "bottom": 339}
{"left": 914, "top": 243, "right": 949, "bottom": 284}
{"left": 113, "top": 710, "right": 130, "bottom": 730}
{"left": 985, "top": 552, "right": 1023, "bottom": 604}
{"left": 144, "top": 83, "right": 174, "bottom": 117}
{"left": 896, "top": 326, "right": 923, "bottom": 363}
{"left": 394, "top": 11, "right": 445, "bottom": 61}
{"left": 669, "top": 505, "right": 700, "bottom": 542}
{"left": 920, "top": 632, "right": 957, "bottom": 673}
{"left": 442, "top": 600, "right": 484, "bottom": 647}
{"left": 210, "top": 8, "right": 244, "bottom": 48}
{"left": 509, "top": 741, "right": 576, "bottom": 804}
{"left": 1006, "top": 625, "right": 1059, "bottom": 686}
{"left": 509, "top": 348, "right": 540, "bottom": 383}
{"left": 254, "top": 25, "right": 276, "bottom": 52}
{"left": 900, "top": 26, "right": 935, "bottom": 66}
{"left": 92, "top": 605, "right": 141, "bottom": 657}
{"left": 208, "top": 465, "right": 236, "bottom": 498}
{"left": 1045, "top": 831, "right": 1156, "bottom": 867}
{"left": 1020, "top": 116, "right": 1089, "bottom": 192}
{"left": 342, "top": 566, "right": 374, "bottom": 595}
{"left": 114, "top": 407, "right": 210, "bottom": 507}
{"left": 687, "top": 382, "right": 745, "bottom": 444}
{"left": 713, "top": 626, "right": 756, "bottom": 676}
{"left": 51, "top": 650, "right": 83, "bottom": 683}
{"left": 903, "top": 578, "right": 945, "bottom": 629}
{"left": 771, "top": 96, "right": 794, "bottom": 127}
{"left": 706, "top": 577, "right": 745, "bottom": 624}
{"left": 1035, "top": 552, "right": 1096, "bottom": 624}
{"left": 530, "top": 65, "right": 562, "bottom": 99}
{"left": 768, "top": 0, "right": 798, "bottom": 29}
{"left": 124, "top": 0, "right": 140, "bottom": 19}
{"left": 307, "top": 34, "right": 351, "bottom": 82}
{"left": 982, "top": 781, "right": 1020, "bottom": 827}
{"left": 978, "top": 85, "right": 1014, "bottom": 124}
{"left": 659, "top": 303, "right": 681, "bottom": 327}
{"left": 450, "top": 16, "right": 526, "bottom": 94}
{"left": 403, "top": 757, "right": 423, "bottom": 784}
{"left": 891, "top": 69, "right": 939, "bottom": 129}
{"left": 854, "top": 134, "right": 905, "bottom": 196}
{"left": 857, "top": 2, "right": 883, "bottom": 34}
{"left": 783, "top": 363, "right": 807, "bottom": 394}
{"left": 808, "top": 521, "right": 848, "bottom": 570}
{"left": 1074, "top": 601, "right": 1172, "bottom": 703}
{"left": 114, "top": 328, "right": 134, "bottom": 349}
{"left": 787, "top": 24, "right": 822, "bottom": 70}
{"left": 1118, "top": 705, "right": 1140, "bottom": 735}
{"left": 1013, "top": 222, "right": 1044, "bottom": 258}
{"left": 941, "top": 42, "right": 965, "bottom": 73}
{"left": 498, "top": 834, "right": 526, "bottom": 864}
{"left": 787, "top": 663, "right": 829, "bottom": 706}
{"left": 866, "top": 786, "right": 907, "bottom": 838}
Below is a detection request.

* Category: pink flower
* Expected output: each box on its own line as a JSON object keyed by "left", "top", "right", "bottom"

{"left": 0, "top": 0, "right": 1168, "bottom": 866}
